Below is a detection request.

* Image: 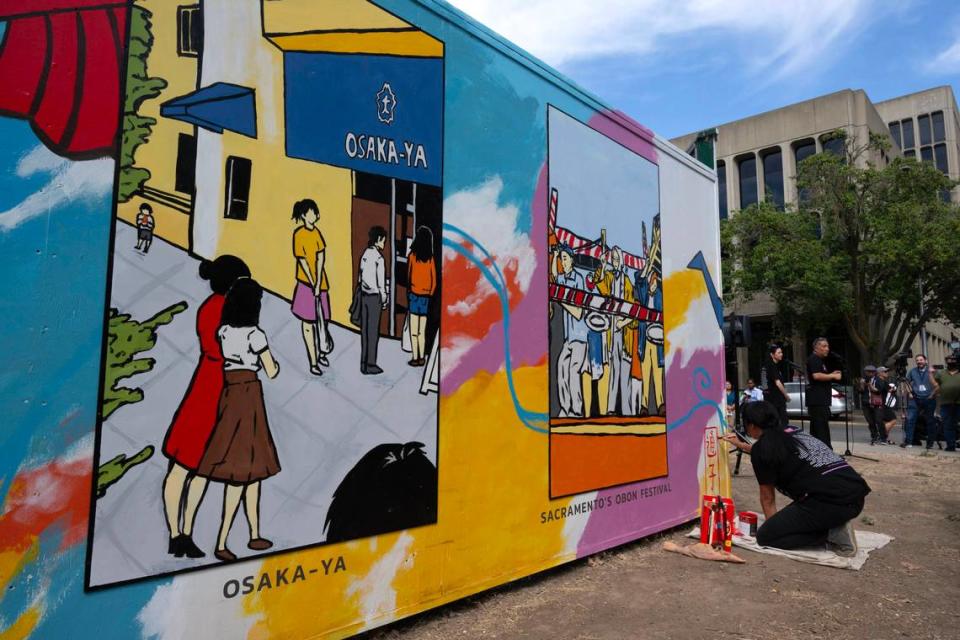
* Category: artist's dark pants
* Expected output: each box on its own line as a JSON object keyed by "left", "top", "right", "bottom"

{"left": 808, "top": 405, "right": 832, "bottom": 448}
{"left": 862, "top": 405, "right": 885, "bottom": 441}
{"left": 360, "top": 293, "right": 382, "bottom": 369}
{"left": 939, "top": 403, "right": 958, "bottom": 451}
{"left": 757, "top": 496, "right": 864, "bottom": 550}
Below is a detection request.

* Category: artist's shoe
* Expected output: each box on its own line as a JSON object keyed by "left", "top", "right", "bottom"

{"left": 215, "top": 548, "right": 237, "bottom": 563}
{"left": 248, "top": 538, "right": 273, "bottom": 551}
{"left": 826, "top": 520, "right": 858, "bottom": 558}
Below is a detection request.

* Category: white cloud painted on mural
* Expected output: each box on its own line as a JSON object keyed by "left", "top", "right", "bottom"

{"left": 443, "top": 176, "right": 537, "bottom": 316}
{"left": 0, "top": 145, "right": 112, "bottom": 231}
{"left": 561, "top": 491, "right": 597, "bottom": 557}
{"left": 137, "top": 569, "right": 259, "bottom": 640}
{"left": 346, "top": 532, "right": 415, "bottom": 630}
{"left": 449, "top": 0, "right": 878, "bottom": 79}
{"left": 665, "top": 294, "right": 723, "bottom": 370}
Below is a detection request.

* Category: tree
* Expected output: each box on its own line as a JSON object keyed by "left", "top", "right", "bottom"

{"left": 722, "top": 130, "right": 960, "bottom": 366}
{"left": 118, "top": 6, "right": 167, "bottom": 202}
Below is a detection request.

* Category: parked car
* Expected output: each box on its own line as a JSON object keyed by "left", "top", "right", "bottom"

{"left": 783, "top": 382, "right": 848, "bottom": 418}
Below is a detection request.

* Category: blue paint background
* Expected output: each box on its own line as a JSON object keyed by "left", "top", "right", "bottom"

{"left": 285, "top": 52, "right": 444, "bottom": 186}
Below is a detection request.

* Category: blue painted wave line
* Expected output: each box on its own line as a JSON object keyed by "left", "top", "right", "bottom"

{"left": 441, "top": 233, "right": 548, "bottom": 434}
{"left": 665, "top": 366, "right": 727, "bottom": 432}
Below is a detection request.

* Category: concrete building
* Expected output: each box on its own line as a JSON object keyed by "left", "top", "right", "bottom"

{"left": 672, "top": 86, "right": 960, "bottom": 379}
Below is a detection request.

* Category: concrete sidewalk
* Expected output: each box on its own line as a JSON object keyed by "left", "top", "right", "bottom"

{"left": 89, "top": 222, "right": 437, "bottom": 587}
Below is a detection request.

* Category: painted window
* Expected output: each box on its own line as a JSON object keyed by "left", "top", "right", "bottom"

{"left": 174, "top": 133, "right": 196, "bottom": 195}
{"left": 177, "top": 5, "right": 202, "bottom": 57}
{"left": 889, "top": 121, "right": 902, "bottom": 149}
{"left": 918, "top": 114, "right": 932, "bottom": 146}
{"left": 901, "top": 118, "right": 915, "bottom": 150}
{"left": 717, "top": 160, "right": 728, "bottom": 220}
{"left": 737, "top": 154, "right": 757, "bottom": 209}
{"left": 761, "top": 148, "right": 784, "bottom": 209}
{"left": 224, "top": 156, "right": 251, "bottom": 220}
{"left": 932, "top": 111, "right": 945, "bottom": 142}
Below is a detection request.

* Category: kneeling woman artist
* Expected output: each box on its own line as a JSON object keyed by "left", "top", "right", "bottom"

{"left": 722, "top": 401, "right": 870, "bottom": 556}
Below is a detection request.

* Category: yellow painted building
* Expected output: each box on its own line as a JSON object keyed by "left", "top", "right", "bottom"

{"left": 118, "top": 0, "right": 199, "bottom": 248}
{"left": 124, "top": 0, "right": 444, "bottom": 329}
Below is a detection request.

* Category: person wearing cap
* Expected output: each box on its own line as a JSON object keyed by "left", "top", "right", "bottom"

{"left": 933, "top": 355, "right": 959, "bottom": 452}
{"left": 551, "top": 244, "right": 588, "bottom": 417}
{"left": 860, "top": 365, "right": 883, "bottom": 445}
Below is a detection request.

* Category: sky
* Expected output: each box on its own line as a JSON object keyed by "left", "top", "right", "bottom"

{"left": 446, "top": 0, "right": 960, "bottom": 140}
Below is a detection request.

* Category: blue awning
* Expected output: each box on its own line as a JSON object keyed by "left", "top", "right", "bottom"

{"left": 160, "top": 83, "right": 257, "bottom": 138}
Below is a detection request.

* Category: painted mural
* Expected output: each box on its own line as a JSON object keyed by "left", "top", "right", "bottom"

{"left": 0, "top": 0, "right": 727, "bottom": 637}
{"left": 546, "top": 106, "right": 667, "bottom": 498}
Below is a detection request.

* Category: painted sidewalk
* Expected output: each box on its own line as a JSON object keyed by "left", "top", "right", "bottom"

{"left": 89, "top": 221, "right": 437, "bottom": 587}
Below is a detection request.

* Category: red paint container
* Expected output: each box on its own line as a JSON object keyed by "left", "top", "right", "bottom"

{"left": 738, "top": 511, "right": 758, "bottom": 537}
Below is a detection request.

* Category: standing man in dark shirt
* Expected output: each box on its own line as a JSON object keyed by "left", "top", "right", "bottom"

{"left": 806, "top": 337, "right": 840, "bottom": 448}
{"left": 762, "top": 345, "right": 790, "bottom": 427}
{"left": 902, "top": 354, "right": 937, "bottom": 449}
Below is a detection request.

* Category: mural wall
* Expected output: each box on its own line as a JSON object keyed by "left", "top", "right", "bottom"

{"left": 0, "top": 0, "right": 725, "bottom": 637}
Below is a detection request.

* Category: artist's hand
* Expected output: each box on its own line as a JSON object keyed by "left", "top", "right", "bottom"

{"left": 720, "top": 433, "right": 742, "bottom": 449}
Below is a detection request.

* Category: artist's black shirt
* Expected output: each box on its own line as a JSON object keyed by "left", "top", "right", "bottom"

{"left": 762, "top": 358, "right": 786, "bottom": 406}
{"left": 751, "top": 431, "right": 871, "bottom": 505}
{"left": 805, "top": 354, "right": 833, "bottom": 407}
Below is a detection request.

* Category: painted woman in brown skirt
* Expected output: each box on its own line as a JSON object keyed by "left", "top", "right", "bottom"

{"left": 196, "top": 278, "right": 281, "bottom": 562}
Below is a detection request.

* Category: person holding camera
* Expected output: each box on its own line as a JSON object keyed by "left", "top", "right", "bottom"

{"left": 933, "top": 355, "right": 959, "bottom": 452}
{"left": 901, "top": 354, "right": 937, "bottom": 449}
{"left": 870, "top": 366, "right": 897, "bottom": 444}
{"left": 722, "top": 401, "right": 870, "bottom": 556}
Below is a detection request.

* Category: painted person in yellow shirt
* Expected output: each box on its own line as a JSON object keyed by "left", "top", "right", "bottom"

{"left": 290, "top": 198, "right": 330, "bottom": 376}
{"left": 591, "top": 246, "right": 637, "bottom": 416}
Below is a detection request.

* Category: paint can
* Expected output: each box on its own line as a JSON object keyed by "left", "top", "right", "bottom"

{"left": 738, "top": 511, "right": 758, "bottom": 537}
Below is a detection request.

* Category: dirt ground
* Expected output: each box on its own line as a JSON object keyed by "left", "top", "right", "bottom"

{"left": 364, "top": 424, "right": 960, "bottom": 640}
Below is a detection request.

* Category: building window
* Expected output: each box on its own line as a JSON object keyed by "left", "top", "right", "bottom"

{"left": 737, "top": 154, "right": 757, "bottom": 209}
{"left": 900, "top": 118, "right": 915, "bottom": 150}
{"left": 821, "top": 134, "right": 845, "bottom": 158}
{"left": 794, "top": 139, "right": 816, "bottom": 203}
{"left": 717, "top": 161, "right": 728, "bottom": 220}
{"left": 920, "top": 146, "right": 933, "bottom": 164}
{"left": 934, "top": 143, "right": 949, "bottom": 174}
{"left": 174, "top": 133, "right": 196, "bottom": 195}
{"left": 889, "top": 121, "right": 902, "bottom": 149}
{"left": 918, "top": 114, "right": 932, "bottom": 147}
{"left": 177, "top": 5, "right": 202, "bottom": 57}
{"left": 224, "top": 156, "right": 251, "bottom": 220}
{"left": 932, "top": 111, "right": 945, "bottom": 142}
{"left": 904, "top": 149, "right": 916, "bottom": 160}
{"left": 761, "top": 148, "right": 784, "bottom": 209}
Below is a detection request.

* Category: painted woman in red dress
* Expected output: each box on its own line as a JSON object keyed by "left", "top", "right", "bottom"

{"left": 161, "top": 255, "right": 250, "bottom": 558}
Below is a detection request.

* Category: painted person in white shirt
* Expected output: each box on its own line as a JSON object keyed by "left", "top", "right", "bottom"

{"left": 550, "top": 244, "right": 588, "bottom": 417}
{"left": 359, "top": 225, "right": 388, "bottom": 375}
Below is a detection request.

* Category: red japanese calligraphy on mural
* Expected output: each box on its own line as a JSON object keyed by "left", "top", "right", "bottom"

{"left": 0, "top": 0, "right": 127, "bottom": 159}
{"left": 703, "top": 426, "right": 720, "bottom": 496}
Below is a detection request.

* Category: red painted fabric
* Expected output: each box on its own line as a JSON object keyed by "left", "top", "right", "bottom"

{"left": 163, "top": 295, "right": 227, "bottom": 471}
{"left": 0, "top": 1, "right": 127, "bottom": 158}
